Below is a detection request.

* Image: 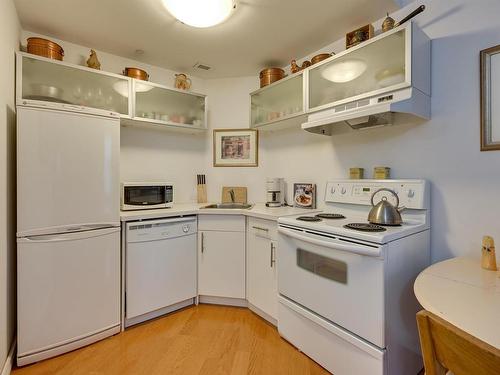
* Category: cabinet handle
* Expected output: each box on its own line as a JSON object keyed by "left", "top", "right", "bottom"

{"left": 270, "top": 242, "right": 276, "bottom": 267}
{"left": 252, "top": 226, "right": 269, "bottom": 232}
{"left": 201, "top": 232, "right": 205, "bottom": 253}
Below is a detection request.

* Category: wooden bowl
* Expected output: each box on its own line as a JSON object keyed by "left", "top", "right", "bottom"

{"left": 27, "top": 37, "right": 64, "bottom": 61}
{"left": 259, "top": 68, "right": 285, "bottom": 88}
{"left": 123, "top": 67, "right": 149, "bottom": 81}
{"left": 311, "top": 53, "right": 333, "bottom": 65}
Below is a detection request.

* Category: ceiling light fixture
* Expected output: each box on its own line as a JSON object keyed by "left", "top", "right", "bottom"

{"left": 321, "top": 59, "right": 367, "bottom": 83}
{"left": 162, "top": 0, "right": 236, "bottom": 28}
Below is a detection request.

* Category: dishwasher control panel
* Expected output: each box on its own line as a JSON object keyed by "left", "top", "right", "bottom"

{"left": 126, "top": 216, "right": 197, "bottom": 243}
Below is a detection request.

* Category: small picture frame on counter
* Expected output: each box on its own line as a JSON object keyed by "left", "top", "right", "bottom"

{"left": 293, "top": 183, "right": 316, "bottom": 209}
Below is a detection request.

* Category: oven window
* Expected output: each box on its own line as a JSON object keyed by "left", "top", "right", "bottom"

{"left": 297, "top": 248, "right": 347, "bottom": 284}
{"left": 124, "top": 186, "right": 165, "bottom": 206}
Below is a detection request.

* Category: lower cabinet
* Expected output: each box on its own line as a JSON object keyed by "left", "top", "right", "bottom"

{"left": 246, "top": 217, "right": 278, "bottom": 322}
{"left": 198, "top": 215, "right": 246, "bottom": 300}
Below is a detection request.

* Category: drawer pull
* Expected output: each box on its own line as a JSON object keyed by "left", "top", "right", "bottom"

{"left": 270, "top": 242, "right": 276, "bottom": 267}
{"left": 252, "top": 226, "right": 269, "bottom": 232}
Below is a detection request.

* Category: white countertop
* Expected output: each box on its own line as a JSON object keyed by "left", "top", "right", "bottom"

{"left": 120, "top": 203, "right": 320, "bottom": 222}
{"left": 414, "top": 257, "right": 500, "bottom": 349}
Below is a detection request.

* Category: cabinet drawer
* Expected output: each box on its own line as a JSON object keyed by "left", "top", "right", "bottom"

{"left": 248, "top": 217, "right": 278, "bottom": 240}
{"left": 198, "top": 215, "right": 245, "bottom": 232}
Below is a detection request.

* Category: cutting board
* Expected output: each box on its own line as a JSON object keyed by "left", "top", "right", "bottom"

{"left": 222, "top": 187, "right": 247, "bottom": 204}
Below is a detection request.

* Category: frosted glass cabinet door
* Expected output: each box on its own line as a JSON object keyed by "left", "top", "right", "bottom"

{"left": 251, "top": 73, "right": 304, "bottom": 127}
{"left": 134, "top": 82, "right": 206, "bottom": 128}
{"left": 308, "top": 28, "right": 409, "bottom": 111}
{"left": 20, "top": 54, "right": 131, "bottom": 115}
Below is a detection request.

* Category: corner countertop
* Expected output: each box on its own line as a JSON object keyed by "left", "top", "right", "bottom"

{"left": 120, "top": 203, "right": 320, "bottom": 222}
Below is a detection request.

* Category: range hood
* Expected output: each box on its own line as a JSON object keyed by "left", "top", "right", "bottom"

{"left": 302, "top": 87, "right": 430, "bottom": 136}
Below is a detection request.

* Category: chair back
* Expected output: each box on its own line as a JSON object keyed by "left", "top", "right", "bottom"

{"left": 416, "top": 310, "right": 500, "bottom": 375}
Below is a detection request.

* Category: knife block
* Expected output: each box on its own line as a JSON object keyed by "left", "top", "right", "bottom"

{"left": 481, "top": 236, "right": 498, "bottom": 271}
{"left": 197, "top": 184, "right": 207, "bottom": 204}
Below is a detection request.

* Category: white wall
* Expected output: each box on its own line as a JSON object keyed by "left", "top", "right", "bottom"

{"left": 0, "top": 0, "right": 20, "bottom": 370}
{"left": 203, "top": 0, "right": 500, "bottom": 262}
{"left": 203, "top": 77, "right": 260, "bottom": 202}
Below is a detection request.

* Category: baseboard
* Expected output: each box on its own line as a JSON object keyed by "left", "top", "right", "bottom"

{"left": 248, "top": 303, "right": 277, "bottom": 326}
{"left": 1, "top": 338, "right": 16, "bottom": 375}
{"left": 199, "top": 295, "right": 247, "bottom": 307}
{"left": 125, "top": 298, "right": 195, "bottom": 328}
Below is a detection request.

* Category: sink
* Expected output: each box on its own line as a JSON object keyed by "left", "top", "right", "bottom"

{"left": 201, "top": 203, "right": 253, "bottom": 209}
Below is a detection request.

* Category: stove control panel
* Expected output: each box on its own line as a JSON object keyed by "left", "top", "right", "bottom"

{"left": 325, "top": 179, "right": 429, "bottom": 209}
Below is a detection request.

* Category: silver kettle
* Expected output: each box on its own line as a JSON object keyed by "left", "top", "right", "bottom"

{"left": 368, "top": 188, "right": 405, "bottom": 226}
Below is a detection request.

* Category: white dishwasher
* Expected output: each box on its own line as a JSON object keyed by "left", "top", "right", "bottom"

{"left": 125, "top": 216, "right": 197, "bottom": 327}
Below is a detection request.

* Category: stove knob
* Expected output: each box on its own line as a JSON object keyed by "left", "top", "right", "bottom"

{"left": 407, "top": 189, "right": 415, "bottom": 198}
{"left": 341, "top": 187, "right": 347, "bottom": 195}
{"left": 330, "top": 186, "right": 336, "bottom": 194}
{"left": 182, "top": 225, "right": 190, "bottom": 233}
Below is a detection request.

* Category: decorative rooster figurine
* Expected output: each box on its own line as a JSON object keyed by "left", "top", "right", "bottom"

{"left": 86, "top": 49, "right": 101, "bottom": 70}
{"left": 290, "top": 59, "right": 311, "bottom": 74}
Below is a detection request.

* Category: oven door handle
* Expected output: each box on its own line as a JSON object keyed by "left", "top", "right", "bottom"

{"left": 278, "top": 227, "right": 382, "bottom": 257}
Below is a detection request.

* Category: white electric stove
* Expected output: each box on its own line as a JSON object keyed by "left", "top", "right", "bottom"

{"left": 277, "top": 179, "right": 431, "bottom": 375}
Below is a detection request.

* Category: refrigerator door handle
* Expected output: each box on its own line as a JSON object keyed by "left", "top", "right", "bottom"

{"left": 78, "top": 223, "right": 119, "bottom": 231}
{"left": 17, "top": 223, "right": 120, "bottom": 238}
{"left": 19, "top": 227, "right": 120, "bottom": 243}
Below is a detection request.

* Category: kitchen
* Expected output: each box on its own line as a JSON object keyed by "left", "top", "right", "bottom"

{"left": 1, "top": 0, "right": 500, "bottom": 374}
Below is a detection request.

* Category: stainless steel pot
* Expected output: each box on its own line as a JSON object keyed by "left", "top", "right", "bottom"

{"left": 368, "top": 188, "right": 405, "bottom": 225}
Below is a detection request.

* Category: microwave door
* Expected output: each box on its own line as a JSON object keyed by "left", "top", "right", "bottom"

{"left": 124, "top": 186, "right": 166, "bottom": 207}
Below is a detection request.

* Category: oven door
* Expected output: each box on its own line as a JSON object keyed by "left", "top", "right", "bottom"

{"left": 278, "top": 225, "right": 386, "bottom": 348}
{"left": 122, "top": 185, "right": 172, "bottom": 210}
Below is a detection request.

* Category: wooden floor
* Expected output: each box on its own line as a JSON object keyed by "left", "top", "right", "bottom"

{"left": 13, "top": 304, "right": 330, "bottom": 375}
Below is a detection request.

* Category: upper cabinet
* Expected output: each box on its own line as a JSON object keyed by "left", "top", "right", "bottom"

{"left": 17, "top": 52, "right": 132, "bottom": 116}
{"left": 250, "top": 72, "right": 305, "bottom": 129}
{"left": 133, "top": 81, "right": 206, "bottom": 129}
{"left": 16, "top": 52, "right": 208, "bottom": 131}
{"left": 308, "top": 27, "right": 408, "bottom": 112}
{"left": 251, "top": 22, "right": 430, "bottom": 132}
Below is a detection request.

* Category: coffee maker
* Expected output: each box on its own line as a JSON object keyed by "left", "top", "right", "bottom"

{"left": 266, "top": 178, "right": 285, "bottom": 207}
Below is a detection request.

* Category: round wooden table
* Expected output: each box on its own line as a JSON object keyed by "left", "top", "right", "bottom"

{"left": 414, "top": 256, "right": 500, "bottom": 349}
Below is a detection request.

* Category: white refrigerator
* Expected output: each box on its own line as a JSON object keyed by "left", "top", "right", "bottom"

{"left": 16, "top": 103, "right": 121, "bottom": 366}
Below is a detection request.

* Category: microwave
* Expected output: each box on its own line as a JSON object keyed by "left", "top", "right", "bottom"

{"left": 121, "top": 182, "right": 174, "bottom": 211}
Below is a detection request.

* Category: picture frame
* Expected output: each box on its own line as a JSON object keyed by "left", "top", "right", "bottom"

{"left": 213, "top": 129, "right": 259, "bottom": 167}
{"left": 293, "top": 183, "right": 317, "bottom": 209}
{"left": 480, "top": 44, "right": 500, "bottom": 151}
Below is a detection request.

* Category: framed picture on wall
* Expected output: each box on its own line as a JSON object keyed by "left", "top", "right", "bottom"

{"left": 213, "top": 129, "right": 259, "bottom": 167}
{"left": 480, "top": 44, "right": 500, "bottom": 151}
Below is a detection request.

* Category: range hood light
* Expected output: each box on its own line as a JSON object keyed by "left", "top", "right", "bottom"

{"left": 321, "top": 59, "right": 367, "bottom": 83}
{"left": 162, "top": 0, "right": 236, "bottom": 28}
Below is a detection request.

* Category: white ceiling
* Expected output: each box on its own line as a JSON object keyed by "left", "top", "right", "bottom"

{"left": 14, "top": 0, "right": 399, "bottom": 78}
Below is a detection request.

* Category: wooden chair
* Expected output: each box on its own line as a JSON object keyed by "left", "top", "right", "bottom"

{"left": 416, "top": 310, "right": 500, "bottom": 375}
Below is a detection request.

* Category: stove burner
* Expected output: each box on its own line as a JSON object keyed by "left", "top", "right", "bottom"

{"left": 296, "top": 216, "right": 322, "bottom": 222}
{"left": 344, "top": 223, "right": 387, "bottom": 232}
{"left": 315, "top": 213, "right": 346, "bottom": 219}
